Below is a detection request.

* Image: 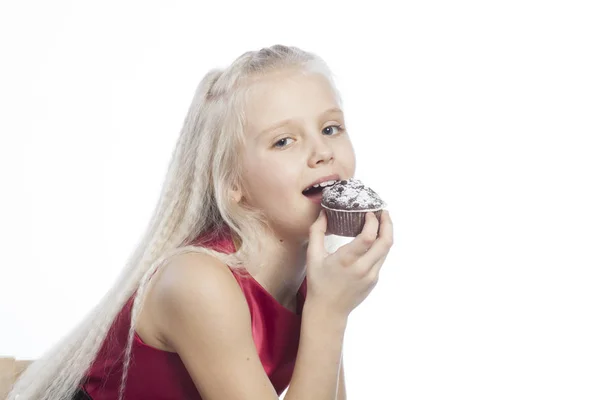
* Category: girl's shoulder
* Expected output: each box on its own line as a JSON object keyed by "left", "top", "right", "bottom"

{"left": 136, "top": 251, "right": 245, "bottom": 352}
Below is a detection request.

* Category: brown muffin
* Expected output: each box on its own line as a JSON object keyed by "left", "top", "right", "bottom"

{"left": 321, "top": 178, "right": 385, "bottom": 237}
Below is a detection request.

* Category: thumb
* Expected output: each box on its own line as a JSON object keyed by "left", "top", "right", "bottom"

{"left": 307, "top": 210, "right": 327, "bottom": 264}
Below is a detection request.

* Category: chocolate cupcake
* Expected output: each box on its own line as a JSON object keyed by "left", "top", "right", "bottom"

{"left": 321, "top": 178, "right": 386, "bottom": 237}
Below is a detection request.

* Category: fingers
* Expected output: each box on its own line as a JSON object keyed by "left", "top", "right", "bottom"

{"left": 366, "top": 252, "right": 389, "bottom": 284}
{"left": 359, "top": 210, "right": 393, "bottom": 272}
{"left": 307, "top": 210, "right": 327, "bottom": 264}
{"left": 333, "top": 212, "right": 380, "bottom": 265}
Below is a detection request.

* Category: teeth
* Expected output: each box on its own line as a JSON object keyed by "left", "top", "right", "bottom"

{"left": 313, "top": 180, "right": 336, "bottom": 188}
{"left": 304, "top": 179, "right": 337, "bottom": 193}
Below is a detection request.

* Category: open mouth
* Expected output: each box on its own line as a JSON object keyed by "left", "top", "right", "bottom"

{"left": 302, "top": 186, "right": 324, "bottom": 198}
{"left": 302, "top": 180, "right": 337, "bottom": 198}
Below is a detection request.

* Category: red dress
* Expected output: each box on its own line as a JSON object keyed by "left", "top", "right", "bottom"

{"left": 81, "top": 229, "right": 307, "bottom": 399}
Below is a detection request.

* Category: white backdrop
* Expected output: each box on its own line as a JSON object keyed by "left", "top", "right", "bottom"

{"left": 1, "top": 0, "right": 599, "bottom": 398}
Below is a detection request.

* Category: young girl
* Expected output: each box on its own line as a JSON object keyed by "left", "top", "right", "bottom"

{"left": 8, "top": 44, "right": 393, "bottom": 400}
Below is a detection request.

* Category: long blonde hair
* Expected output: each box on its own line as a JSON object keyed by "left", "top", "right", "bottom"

{"left": 8, "top": 44, "right": 344, "bottom": 400}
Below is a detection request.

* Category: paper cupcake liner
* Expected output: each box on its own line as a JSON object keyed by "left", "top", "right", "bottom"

{"left": 322, "top": 206, "right": 384, "bottom": 237}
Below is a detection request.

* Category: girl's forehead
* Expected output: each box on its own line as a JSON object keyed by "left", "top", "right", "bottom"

{"left": 243, "top": 70, "right": 340, "bottom": 137}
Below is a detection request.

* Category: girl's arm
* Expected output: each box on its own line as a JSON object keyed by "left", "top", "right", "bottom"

{"left": 336, "top": 357, "right": 346, "bottom": 400}
{"left": 283, "top": 298, "right": 347, "bottom": 400}
{"left": 152, "top": 253, "right": 283, "bottom": 399}
{"left": 150, "top": 252, "right": 349, "bottom": 400}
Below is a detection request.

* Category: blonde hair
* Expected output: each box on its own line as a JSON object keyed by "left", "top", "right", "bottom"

{"left": 8, "top": 44, "right": 344, "bottom": 400}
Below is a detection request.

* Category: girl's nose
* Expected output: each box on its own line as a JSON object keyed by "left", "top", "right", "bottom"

{"left": 307, "top": 136, "right": 334, "bottom": 167}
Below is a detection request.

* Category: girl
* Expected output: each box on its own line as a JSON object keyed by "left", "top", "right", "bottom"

{"left": 8, "top": 44, "right": 394, "bottom": 400}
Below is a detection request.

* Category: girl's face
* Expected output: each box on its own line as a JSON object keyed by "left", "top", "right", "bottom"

{"left": 239, "top": 68, "right": 356, "bottom": 240}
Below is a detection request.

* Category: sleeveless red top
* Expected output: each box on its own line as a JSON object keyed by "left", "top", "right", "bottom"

{"left": 81, "top": 229, "right": 308, "bottom": 399}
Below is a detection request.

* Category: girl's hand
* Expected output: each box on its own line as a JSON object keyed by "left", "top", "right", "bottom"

{"left": 305, "top": 210, "right": 394, "bottom": 318}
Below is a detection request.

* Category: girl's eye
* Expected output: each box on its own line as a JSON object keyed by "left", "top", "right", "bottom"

{"left": 273, "top": 137, "right": 294, "bottom": 148}
{"left": 323, "top": 125, "right": 345, "bottom": 136}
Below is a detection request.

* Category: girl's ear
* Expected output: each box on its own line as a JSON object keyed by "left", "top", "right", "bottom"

{"left": 229, "top": 185, "right": 243, "bottom": 204}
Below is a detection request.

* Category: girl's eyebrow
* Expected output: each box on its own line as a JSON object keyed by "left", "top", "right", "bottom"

{"left": 258, "top": 107, "right": 343, "bottom": 138}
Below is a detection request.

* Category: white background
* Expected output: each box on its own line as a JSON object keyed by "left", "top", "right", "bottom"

{"left": 1, "top": 0, "right": 599, "bottom": 398}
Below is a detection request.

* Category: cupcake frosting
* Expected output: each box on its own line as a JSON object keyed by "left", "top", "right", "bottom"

{"left": 321, "top": 178, "right": 385, "bottom": 211}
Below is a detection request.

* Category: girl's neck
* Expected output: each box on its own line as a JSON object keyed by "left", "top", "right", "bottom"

{"left": 248, "top": 232, "right": 308, "bottom": 311}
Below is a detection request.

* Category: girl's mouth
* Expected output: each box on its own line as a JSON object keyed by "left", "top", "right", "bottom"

{"left": 301, "top": 178, "right": 338, "bottom": 204}
{"left": 302, "top": 185, "right": 324, "bottom": 204}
